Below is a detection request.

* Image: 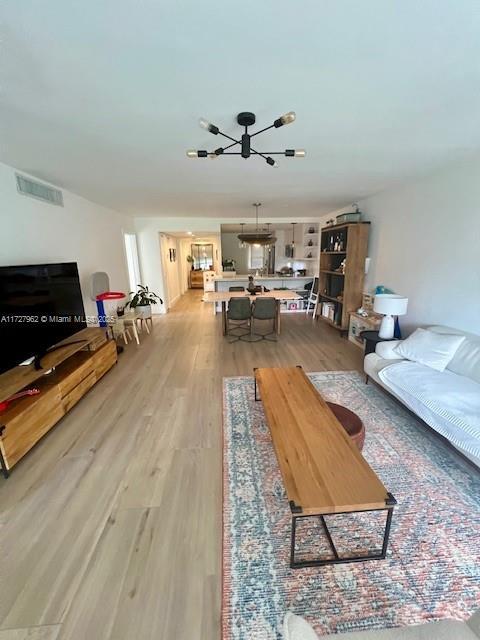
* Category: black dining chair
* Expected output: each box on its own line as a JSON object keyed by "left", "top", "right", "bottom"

{"left": 250, "top": 297, "right": 277, "bottom": 341}
{"left": 226, "top": 297, "right": 252, "bottom": 342}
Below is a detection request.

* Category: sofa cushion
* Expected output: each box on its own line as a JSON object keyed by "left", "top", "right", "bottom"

{"left": 379, "top": 361, "right": 480, "bottom": 459}
{"left": 283, "top": 613, "right": 320, "bottom": 639}
{"left": 429, "top": 326, "right": 480, "bottom": 385}
{"left": 376, "top": 340, "right": 404, "bottom": 360}
{"left": 394, "top": 328, "right": 465, "bottom": 372}
{"left": 468, "top": 610, "right": 480, "bottom": 636}
{"left": 327, "top": 620, "right": 477, "bottom": 639}
{"left": 282, "top": 615, "right": 478, "bottom": 640}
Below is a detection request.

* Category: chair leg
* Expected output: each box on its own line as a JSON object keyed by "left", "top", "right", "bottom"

{"left": 226, "top": 318, "right": 250, "bottom": 343}
{"left": 247, "top": 316, "right": 262, "bottom": 342}
{"left": 131, "top": 322, "right": 140, "bottom": 345}
{"left": 264, "top": 317, "right": 278, "bottom": 341}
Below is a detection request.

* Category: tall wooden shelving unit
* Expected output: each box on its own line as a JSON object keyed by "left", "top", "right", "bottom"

{"left": 316, "top": 222, "right": 370, "bottom": 331}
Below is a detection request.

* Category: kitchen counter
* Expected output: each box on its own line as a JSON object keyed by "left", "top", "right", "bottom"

{"left": 214, "top": 274, "right": 313, "bottom": 284}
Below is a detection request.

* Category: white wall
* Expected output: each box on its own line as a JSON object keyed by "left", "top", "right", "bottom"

{"left": 329, "top": 156, "right": 480, "bottom": 333}
{"left": 220, "top": 233, "right": 249, "bottom": 273}
{"left": 159, "top": 234, "right": 181, "bottom": 309}
{"left": 0, "top": 162, "right": 132, "bottom": 318}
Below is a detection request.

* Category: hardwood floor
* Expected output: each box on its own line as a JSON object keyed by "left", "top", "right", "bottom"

{"left": 0, "top": 290, "right": 363, "bottom": 639}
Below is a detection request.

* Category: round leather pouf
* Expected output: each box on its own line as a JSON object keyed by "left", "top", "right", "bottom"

{"left": 326, "top": 402, "right": 365, "bottom": 451}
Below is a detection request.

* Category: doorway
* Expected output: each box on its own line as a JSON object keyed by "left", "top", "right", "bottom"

{"left": 189, "top": 243, "right": 214, "bottom": 289}
{"left": 124, "top": 233, "right": 141, "bottom": 292}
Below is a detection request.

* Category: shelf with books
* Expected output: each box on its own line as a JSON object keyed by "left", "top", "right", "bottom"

{"left": 317, "top": 222, "right": 370, "bottom": 331}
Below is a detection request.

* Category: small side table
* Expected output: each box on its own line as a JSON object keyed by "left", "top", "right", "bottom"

{"left": 360, "top": 330, "right": 390, "bottom": 356}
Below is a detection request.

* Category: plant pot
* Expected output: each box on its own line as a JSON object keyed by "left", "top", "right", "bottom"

{"left": 134, "top": 304, "right": 152, "bottom": 319}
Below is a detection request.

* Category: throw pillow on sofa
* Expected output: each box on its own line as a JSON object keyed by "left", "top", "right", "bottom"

{"left": 375, "top": 340, "right": 403, "bottom": 360}
{"left": 394, "top": 328, "right": 465, "bottom": 372}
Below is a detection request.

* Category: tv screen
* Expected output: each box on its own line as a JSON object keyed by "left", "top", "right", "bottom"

{"left": 0, "top": 262, "right": 87, "bottom": 374}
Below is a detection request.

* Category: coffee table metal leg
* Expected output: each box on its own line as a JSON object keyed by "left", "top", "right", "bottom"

{"left": 253, "top": 369, "right": 260, "bottom": 401}
{"left": 290, "top": 515, "right": 297, "bottom": 568}
{"left": 381, "top": 505, "right": 394, "bottom": 558}
{"left": 290, "top": 502, "right": 396, "bottom": 569}
{"left": 320, "top": 515, "right": 339, "bottom": 560}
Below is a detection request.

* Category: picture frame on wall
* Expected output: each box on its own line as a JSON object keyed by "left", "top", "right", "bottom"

{"left": 169, "top": 248, "right": 176, "bottom": 262}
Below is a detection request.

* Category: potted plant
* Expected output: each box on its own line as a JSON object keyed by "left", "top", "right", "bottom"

{"left": 186, "top": 254, "right": 194, "bottom": 270}
{"left": 126, "top": 284, "right": 163, "bottom": 319}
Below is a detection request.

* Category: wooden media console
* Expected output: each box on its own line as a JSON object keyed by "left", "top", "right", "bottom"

{"left": 0, "top": 328, "right": 117, "bottom": 478}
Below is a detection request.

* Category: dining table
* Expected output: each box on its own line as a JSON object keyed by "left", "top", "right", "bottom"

{"left": 202, "top": 289, "right": 302, "bottom": 335}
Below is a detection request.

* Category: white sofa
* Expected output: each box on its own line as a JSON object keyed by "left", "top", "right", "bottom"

{"left": 364, "top": 325, "right": 480, "bottom": 467}
{"left": 284, "top": 610, "right": 480, "bottom": 639}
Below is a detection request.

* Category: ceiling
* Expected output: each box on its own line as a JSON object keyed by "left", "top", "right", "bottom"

{"left": 2, "top": 1, "right": 480, "bottom": 218}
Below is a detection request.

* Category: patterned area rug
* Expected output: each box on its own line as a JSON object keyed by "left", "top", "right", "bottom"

{"left": 222, "top": 371, "right": 480, "bottom": 639}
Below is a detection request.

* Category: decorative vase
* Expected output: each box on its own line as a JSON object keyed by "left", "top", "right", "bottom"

{"left": 135, "top": 304, "right": 152, "bottom": 319}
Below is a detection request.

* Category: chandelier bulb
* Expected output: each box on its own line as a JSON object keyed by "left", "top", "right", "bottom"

{"left": 186, "top": 149, "right": 198, "bottom": 158}
{"left": 280, "top": 111, "right": 296, "bottom": 125}
{"left": 294, "top": 149, "right": 306, "bottom": 157}
{"left": 199, "top": 117, "right": 219, "bottom": 135}
{"left": 199, "top": 118, "right": 211, "bottom": 130}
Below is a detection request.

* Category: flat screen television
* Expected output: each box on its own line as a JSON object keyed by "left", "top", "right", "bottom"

{"left": 0, "top": 262, "right": 87, "bottom": 374}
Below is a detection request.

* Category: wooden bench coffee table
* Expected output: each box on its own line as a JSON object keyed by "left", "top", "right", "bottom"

{"left": 254, "top": 366, "right": 397, "bottom": 569}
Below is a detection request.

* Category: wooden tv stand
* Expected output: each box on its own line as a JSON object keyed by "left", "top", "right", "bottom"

{"left": 0, "top": 328, "right": 117, "bottom": 478}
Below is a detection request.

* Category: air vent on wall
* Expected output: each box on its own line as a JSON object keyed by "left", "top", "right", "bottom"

{"left": 15, "top": 173, "right": 64, "bottom": 206}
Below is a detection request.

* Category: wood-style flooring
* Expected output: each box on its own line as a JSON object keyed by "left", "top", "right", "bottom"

{"left": 0, "top": 290, "right": 363, "bottom": 639}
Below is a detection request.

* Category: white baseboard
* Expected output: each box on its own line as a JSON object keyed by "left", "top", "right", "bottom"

{"left": 167, "top": 294, "right": 180, "bottom": 310}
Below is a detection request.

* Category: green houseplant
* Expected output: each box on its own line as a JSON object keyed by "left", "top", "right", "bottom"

{"left": 126, "top": 284, "right": 163, "bottom": 319}
{"left": 186, "top": 254, "right": 194, "bottom": 270}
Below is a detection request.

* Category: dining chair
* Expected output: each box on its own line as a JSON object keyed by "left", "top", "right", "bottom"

{"left": 226, "top": 297, "right": 252, "bottom": 342}
{"left": 250, "top": 297, "right": 277, "bottom": 341}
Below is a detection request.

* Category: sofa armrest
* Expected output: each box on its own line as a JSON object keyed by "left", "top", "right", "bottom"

{"left": 375, "top": 340, "right": 404, "bottom": 360}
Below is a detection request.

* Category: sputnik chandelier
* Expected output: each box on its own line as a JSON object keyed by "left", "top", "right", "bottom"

{"left": 186, "top": 111, "right": 305, "bottom": 167}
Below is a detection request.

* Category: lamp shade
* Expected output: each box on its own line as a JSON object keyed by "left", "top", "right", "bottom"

{"left": 374, "top": 294, "right": 408, "bottom": 316}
